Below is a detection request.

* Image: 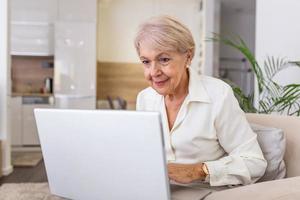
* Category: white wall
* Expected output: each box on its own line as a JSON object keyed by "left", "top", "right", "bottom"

{"left": 256, "top": 0, "right": 300, "bottom": 87}
{"left": 97, "top": 0, "right": 203, "bottom": 64}
{"left": 0, "top": 0, "right": 13, "bottom": 175}
{"left": 97, "top": 0, "right": 154, "bottom": 63}
{"left": 97, "top": 0, "right": 219, "bottom": 76}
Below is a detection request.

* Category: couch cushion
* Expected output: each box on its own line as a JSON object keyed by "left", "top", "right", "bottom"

{"left": 250, "top": 123, "right": 286, "bottom": 182}
{"left": 205, "top": 176, "right": 300, "bottom": 200}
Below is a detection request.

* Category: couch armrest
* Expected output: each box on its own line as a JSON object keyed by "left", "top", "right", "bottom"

{"left": 205, "top": 176, "right": 300, "bottom": 200}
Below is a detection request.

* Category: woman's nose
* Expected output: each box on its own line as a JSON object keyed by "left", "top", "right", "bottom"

{"left": 150, "top": 62, "right": 161, "bottom": 76}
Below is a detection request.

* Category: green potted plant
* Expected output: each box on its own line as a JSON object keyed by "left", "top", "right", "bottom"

{"left": 210, "top": 34, "right": 300, "bottom": 116}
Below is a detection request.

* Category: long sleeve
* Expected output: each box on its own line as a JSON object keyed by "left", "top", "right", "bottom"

{"left": 204, "top": 86, "right": 267, "bottom": 186}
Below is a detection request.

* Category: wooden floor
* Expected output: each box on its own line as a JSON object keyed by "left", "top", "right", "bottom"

{"left": 0, "top": 160, "right": 48, "bottom": 185}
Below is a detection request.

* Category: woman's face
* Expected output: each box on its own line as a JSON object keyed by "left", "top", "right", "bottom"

{"left": 139, "top": 42, "right": 191, "bottom": 96}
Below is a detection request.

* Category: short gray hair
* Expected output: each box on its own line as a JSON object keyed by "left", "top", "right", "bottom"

{"left": 134, "top": 15, "right": 195, "bottom": 58}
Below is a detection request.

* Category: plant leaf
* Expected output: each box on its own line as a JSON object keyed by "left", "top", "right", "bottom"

{"left": 264, "top": 56, "right": 289, "bottom": 80}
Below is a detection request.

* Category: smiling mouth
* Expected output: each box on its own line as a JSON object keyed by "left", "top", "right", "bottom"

{"left": 153, "top": 78, "right": 169, "bottom": 87}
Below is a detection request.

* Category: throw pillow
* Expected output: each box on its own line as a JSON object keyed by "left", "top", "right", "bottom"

{"left": 250, "top": 123, "right": 286, "bottom": 182}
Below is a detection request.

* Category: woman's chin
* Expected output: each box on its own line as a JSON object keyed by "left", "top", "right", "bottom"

{"left": 152, "top": 86, "right": 168, "bottom": 96}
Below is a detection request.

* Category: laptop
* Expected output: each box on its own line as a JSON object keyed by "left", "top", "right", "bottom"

{"left": 34, "top": 109, "right": 171, "bottom": 200}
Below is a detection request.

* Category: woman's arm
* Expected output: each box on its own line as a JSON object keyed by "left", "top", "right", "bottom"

{"left": 167, "top": 86, "right": 267, "bottom": 186}
{"left": 204, "top": 85, "right": 267, "bottom": 186}
{"left": 167, "top": 163, "right": 208, "bottom": 184}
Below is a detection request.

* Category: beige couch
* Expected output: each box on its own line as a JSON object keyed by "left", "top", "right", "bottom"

{"left": 205, "top": 113, "right": 300, "bottom": 200}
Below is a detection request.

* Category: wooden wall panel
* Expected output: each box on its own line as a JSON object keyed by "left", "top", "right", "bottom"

{"left": 97, "top": 61, "right": 148, "bottom": 109}
{"left": 11, "top": 56, "right": 54, "bottom": 94}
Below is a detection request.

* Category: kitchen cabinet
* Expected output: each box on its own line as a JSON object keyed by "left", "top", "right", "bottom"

{"left": 10, "top": 97, "right": 22, "bottom": 146}
{"left": 54, "top": 22, "right": 96, "bottom": 97}
{"left": 10, "top": 0, "right": 57, "bottom": 56}
{"left": 54, "top": 0, "right": 97, "bottom": 109}
{"left": 10, "top": 0, "right": 57, "bottom": 22}
{"left": 57, "top": 0, "right": 97, "bottom": 22}
{"left": 10, "top": 22, "right": 54, "bottom": 56}
{"left": 10, "top": 96, "right": 53, "bottom": 146}
{"left": 22, "top": 104, "right": 52, "bottom": 145}
{"left": 10, "top": 0, "right": 97, "bottom": 56}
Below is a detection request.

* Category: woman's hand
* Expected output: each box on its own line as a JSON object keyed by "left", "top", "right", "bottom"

{"left": 167, "top": 163, "right": 207, "bottom": 184}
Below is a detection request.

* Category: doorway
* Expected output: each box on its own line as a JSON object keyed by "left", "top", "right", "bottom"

{"left": 219, "top": 0, "right": 256, "bottom": 96}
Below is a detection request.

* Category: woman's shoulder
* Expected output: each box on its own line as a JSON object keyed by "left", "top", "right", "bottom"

{"left": 192, "top": 74, "right": 234, "bottom": 105}
{"left": 198, "top": 74, "right": 232, "bottom": 93}
{"left": 137, "top": 87, "right": 160, "bottom": 99}
{"left": 136, "top": 87, "right": 161, "bottom": 111}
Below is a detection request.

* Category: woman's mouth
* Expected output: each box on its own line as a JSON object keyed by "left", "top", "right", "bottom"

{"left": 153, "top": 78, "right": 169, "bottom": 87}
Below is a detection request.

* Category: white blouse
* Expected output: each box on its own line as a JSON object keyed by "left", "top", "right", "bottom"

{"left": 136, "top": 68, "right": 267, "bottom": 187}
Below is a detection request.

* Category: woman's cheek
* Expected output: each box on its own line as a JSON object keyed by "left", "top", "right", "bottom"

{"left": 144, "top": 73, "right": 153, "bottom": 86}
{"left": 143, "top": 69, "right": 150, "bottom": 80}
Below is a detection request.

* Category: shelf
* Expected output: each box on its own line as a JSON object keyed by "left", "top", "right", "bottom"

{"left": 10, "top": 51, "right": 54, "bottom": 56}
{"left": 11, "top": 92, "right": 53, "bottom": 97}
{"left": 11, "top": 21, "right": 54, "bottom": 26}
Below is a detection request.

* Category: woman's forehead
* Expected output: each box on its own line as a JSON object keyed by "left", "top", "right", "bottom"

{"left": 139, "top": 41, "right": 176, "bottom": 58}
{"left": 139, "top": 48, "right": 175, "bottom": 59}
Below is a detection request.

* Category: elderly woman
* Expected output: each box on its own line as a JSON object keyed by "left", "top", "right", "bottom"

{"left": 135, "top": 16, "right": 267, "bottom": 188}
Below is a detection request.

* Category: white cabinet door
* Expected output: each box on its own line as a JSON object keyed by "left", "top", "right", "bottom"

{"left": 22, "top": 104, "right": 53, "bottom": 145}
{"left": 10, "top": 0, "right": 56, "bottom": 56}
{"left": 10, "top": 97, "right": 23, "bottom": 146}
{"left": 11, "top": 0, "right": 57, "bottom": 22}
{"left": 55, "top": 96, "right": 95, "bottom": 109}
{"left": 57, "top": 0, "right": 97, "bottom": 22}
{"left": 11, "top": 22, "right": 54, "bottom": 56}
{"left": 54, "top": 22, "right": 96, "bottom": 97}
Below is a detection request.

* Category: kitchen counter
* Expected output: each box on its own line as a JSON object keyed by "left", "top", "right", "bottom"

{"left": 11, "top": 92, "right": 53, "bottom": 97}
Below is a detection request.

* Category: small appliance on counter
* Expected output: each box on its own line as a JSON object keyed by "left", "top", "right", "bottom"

{"left": 44, "top": 77, "right": 53, "bottom": 93}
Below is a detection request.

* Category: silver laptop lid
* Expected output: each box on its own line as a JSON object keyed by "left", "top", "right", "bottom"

{"left": 34, "top": 109, "right": 170, "bottom": 200}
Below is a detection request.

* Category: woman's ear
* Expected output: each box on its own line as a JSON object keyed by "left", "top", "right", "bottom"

{"left": 186, "top": 50, "right": 193, "bottom": 66}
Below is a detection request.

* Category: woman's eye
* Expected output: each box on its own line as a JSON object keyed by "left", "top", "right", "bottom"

{"left": 142, "top": 60, "right": 150, "bottom": 65}
{"left": 159, "top": 57, "right": 170, "bottom": 64}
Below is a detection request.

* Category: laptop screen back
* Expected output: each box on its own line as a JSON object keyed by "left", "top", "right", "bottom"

{"left": 34, "top": 109, "right": 170, "bottom": 200}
